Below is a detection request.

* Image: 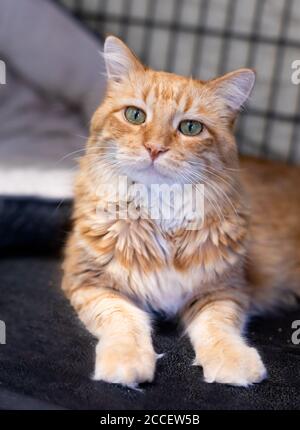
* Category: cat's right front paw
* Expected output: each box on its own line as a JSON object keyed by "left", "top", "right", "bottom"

{"left": 196, "top": 342, "right": 267, "bottom": 387}
{"left": 93, "top": 339, "right": 156, "bottom": 387}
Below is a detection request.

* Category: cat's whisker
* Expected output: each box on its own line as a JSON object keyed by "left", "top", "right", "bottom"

{"left": 54, "top": 148, "right": 88, "bottom": 165}
{"left": 71, "top": 134, "right": 90, "bottom": 140}
{"left": 98, "top": 159, "right": 123, "bottom": 169}
{"left": 201, "top": 168, "right": 239, "bottom": 191}
{"left": 188, "top": 161, "right": 235, "bottom": 182}
{"left": 183, "top": 169, "right": 226, "bottom": 223}
{"left": 192, "top": 155, "right": 243, "bottom": 173}
{"left": 187, "top": 168, "right": 239, "bottom": 217}
{"left": 180, "top": 170, "right": 224, "bottom": 223}
{"left": 55, "top": 146, "right": 116, "bottom": 166}
{"left": 206, "top": 179, "right": 238, "bottom": 217}
{"left": 188, "top": 161, "right": 240, "bottom": 194}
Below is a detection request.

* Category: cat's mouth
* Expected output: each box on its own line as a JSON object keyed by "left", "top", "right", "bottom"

{"left": 125, "top": 160, "right": 177, "bottom": 185}
{"left": 143, "top": 161, "right": 173, "bottom": 179}
{"left": 144, "top": 162, "right": 163, "bottom": 174}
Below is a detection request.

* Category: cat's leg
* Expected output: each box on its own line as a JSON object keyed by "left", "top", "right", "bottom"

{"left": 183, "top": 298, "right": 267, "bottom": 386}
{"left": 63, "top": 277, "right": 156, "bottom": 387}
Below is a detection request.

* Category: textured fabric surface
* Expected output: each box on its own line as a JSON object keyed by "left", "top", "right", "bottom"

{"left": 0, "top": 254, "right": 300, "bottom": 410}
{"left": 0, "top": 0, "right": 105, "bottom": 199}
{"left": 0, "top": 198, "right": 72, "bottom": 255}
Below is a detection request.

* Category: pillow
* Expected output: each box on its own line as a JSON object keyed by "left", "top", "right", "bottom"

{"left": 0, "top": 0, "right": 106, "bottom": 252}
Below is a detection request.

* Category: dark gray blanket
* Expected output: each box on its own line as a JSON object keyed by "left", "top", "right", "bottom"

{"left": 0, "top": 200, "right": 299, "bottom": 410}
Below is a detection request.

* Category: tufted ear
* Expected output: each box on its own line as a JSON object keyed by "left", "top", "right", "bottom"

{"left": 103, "top": 36, "right": 144, "bottom": 82}
{"left": 210, "top": 68, "right": 256, "bottom": 112}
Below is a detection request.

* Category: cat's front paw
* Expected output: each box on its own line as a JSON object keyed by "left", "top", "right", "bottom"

{"left": 93, "top": 339, "right": 156, "bottom": 387}
{"left": 196, "top": 342, "right": 267, "bottom": 387}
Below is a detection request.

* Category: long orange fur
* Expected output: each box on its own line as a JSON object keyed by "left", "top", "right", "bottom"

{"left": 62, "top": 36, "right": 300, "bottom": 387}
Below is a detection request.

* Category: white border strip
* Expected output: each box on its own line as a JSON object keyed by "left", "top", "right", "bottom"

{"left": 0, "top": 168, "right": 76, "bottom": 199}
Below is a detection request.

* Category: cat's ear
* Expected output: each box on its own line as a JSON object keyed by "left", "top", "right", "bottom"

{"left": 209, "top": 69, "right": 255, "bottom": 112}
{"left": 103, "top": 36, "right": 144, "bottom": 82}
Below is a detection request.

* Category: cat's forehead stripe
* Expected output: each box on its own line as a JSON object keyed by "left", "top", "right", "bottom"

{"left": 140, "top": 83, "right": 201, "bottom": 116}
{"left": 118, "top": 78, "right": 208, "bottom": 124}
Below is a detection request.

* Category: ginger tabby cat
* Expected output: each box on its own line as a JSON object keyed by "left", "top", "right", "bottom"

{"left": 62, "top": 36, "right": 300, "bottom": 387}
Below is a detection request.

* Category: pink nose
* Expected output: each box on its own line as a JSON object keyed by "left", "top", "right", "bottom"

{"left": 144, "top": 143, "right": 169, "bottom": 161}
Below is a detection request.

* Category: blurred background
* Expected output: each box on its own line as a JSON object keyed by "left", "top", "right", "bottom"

{"left": 1, "top": 1, "right": 300, "bottom": 411}
{"left": 60, "top": 0, "right": 300, "bottom": 162}
{"left": 1, "top": 0, "right": 300, "bottom": 253}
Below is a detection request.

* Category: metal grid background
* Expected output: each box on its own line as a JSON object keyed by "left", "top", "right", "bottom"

{"left": 58, "top": 0, "right": 300, "bottom": 163}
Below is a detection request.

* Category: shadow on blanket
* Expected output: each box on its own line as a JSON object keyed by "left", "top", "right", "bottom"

{"left": 0, "top": 197, "right": 300, "bottom": 410}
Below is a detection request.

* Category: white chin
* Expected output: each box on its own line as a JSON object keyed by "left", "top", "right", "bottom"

{"left": 128, "top": 164, "right": 174, "bottom": 185}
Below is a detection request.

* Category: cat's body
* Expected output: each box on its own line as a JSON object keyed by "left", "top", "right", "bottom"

{"left": 240, "top": 156, "right": 300, "bottom": 311}
{"left": 62, "top": 36, "right": 300, "bottom": 387}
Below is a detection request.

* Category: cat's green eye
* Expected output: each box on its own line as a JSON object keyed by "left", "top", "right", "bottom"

{"left": 124, "top": 106, "right": 146, "bottom": 125}
{"left": 179, "top": 120, "right": 203, "bottom": 136}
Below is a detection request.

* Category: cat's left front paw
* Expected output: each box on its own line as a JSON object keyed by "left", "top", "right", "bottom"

{"left": 93, "top": 338, "right": 156, "bottom": 387}
{"left": 196, "top": 342, "right": 267, "bottom": 387}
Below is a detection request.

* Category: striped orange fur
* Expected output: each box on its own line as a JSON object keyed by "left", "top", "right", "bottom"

{"left": 62, "top": 36, "right": 300, "bottom": 387}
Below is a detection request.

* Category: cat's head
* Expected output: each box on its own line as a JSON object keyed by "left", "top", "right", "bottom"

{"left": 89, "top": 36, "right": 255, "bottom": 187}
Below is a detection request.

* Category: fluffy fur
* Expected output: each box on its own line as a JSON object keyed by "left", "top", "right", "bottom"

{"left": 62, "top": 36, "right": 300, "bottom": 387}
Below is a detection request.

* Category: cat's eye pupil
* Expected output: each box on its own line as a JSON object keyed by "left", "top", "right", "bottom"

{"left": 124, "top": 106, "right": 146, "bottom": 125}
{"left": 179, "top": 120, "right": 203, "bottom": 136}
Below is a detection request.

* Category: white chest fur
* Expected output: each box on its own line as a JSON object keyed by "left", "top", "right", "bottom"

{"left": 107, "top": 258, "right": 204, "bottom": 316}
{"left": 97, "top": 174, "right": 207, "bottom": 315}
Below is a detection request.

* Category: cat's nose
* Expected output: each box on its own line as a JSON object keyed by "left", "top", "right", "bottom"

{"left": 144, "top": 143, "right": 169, "bottom": 161}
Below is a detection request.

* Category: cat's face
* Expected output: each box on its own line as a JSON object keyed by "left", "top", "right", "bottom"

{"left": 90, "top": 36, "right": 255, "bottom": 187}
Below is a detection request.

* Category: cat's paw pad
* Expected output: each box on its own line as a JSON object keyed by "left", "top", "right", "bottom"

{"left": 197, "top": 344, "right": 267, "bottom": 387}
{"left": 93, "top": 340, "right": 156, "bottom": 387}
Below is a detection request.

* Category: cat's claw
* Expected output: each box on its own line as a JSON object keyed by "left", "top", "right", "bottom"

{"left": 156, "top": 353, "right": 165, "bottom": 360}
